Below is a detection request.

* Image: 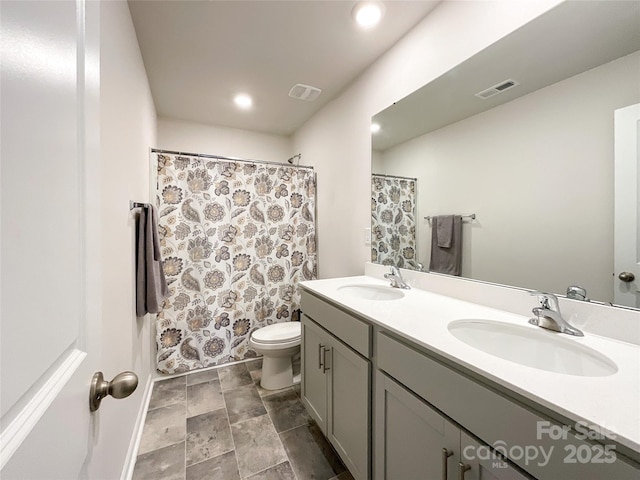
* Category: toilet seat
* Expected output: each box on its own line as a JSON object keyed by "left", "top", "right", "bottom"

{"left": 251, "top": 322, "right": 301, "bottom": 345}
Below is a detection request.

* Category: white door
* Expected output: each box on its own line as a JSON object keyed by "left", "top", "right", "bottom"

{"left": 1, "top": 0, "right": 103, "bottom": 477}
{"left": 614, "top": 103, "right": 640, "bottom": 308}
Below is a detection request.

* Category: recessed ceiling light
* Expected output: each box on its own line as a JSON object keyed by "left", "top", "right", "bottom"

{"left": 233, "top": 93, "right": 253, "bottom": 110}
{"left": 353, "top": 1, "right": 384, "bottom": 29}
{"left": 371, "top": 123, "right": 381, "bottom": 133}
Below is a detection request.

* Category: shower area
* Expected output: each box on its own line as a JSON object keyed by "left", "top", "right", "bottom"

{"left": 371, "top": 173, "right": 418, "bottom": 270}
{"left": 153, "top": 150, "right": 317, "bottom": 374}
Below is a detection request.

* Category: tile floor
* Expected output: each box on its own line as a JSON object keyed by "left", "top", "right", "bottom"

{"left": 132, "top": 359, "right": 354, "bottom": 480}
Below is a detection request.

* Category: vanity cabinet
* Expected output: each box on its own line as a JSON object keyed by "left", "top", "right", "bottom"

{"left": 460, "top": 433, "right": 531, "bottom": 480}
{"left": 299, "top": 285, "right": 640, "bottom": 480}
{"left": 301, "top": 315, "right": 330, "bottom": 432}
{"left": 376, "top": 331, "right": 640, "bottom": 480}
{"left": 376, "top": 371, "right": 528, "bottom": 480}
{"left": 301, "top": 292, "right": 371, "bottom": 480}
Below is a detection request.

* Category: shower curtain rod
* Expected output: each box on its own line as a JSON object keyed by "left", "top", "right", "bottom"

{"left": 372, "top": 173, "right": 417, "bottom": 181}
{"left": 151, "top": 148, "right": 314, "bottom": 170}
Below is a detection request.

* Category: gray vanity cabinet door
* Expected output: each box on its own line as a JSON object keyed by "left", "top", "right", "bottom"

{"left": 327, "top": 335, "right": 371, "bottom": 480}
{"left": 375, "top": 371, "right": 459, "bottom": 480}
{"left": 459, "top": 432, "right": 529, "bottom": 480}
{"left": 301, "top": 314, "right": 330, "bottom": 434}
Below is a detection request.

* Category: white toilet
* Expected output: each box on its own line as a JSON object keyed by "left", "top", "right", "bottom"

{"left": 249, "top": 321, "right": 301, "bottom": 390}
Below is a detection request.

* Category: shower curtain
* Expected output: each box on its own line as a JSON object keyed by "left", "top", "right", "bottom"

{"left": 154, "top": 152, "right": 317, "bottom": 374}
{"left": 371, "top": 174, "right": 417, "bottom": 269}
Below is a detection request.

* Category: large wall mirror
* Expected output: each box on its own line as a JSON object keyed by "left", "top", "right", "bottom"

{"left": 371, "top": 1, "right": 640, "bottom": 309}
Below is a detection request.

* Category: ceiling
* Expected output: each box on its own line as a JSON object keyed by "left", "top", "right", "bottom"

{"left": 128, "top": 0, "right": 440, "bottom": 137}
{"left": 372, "top": 0, "right": 640, "bottom": 151}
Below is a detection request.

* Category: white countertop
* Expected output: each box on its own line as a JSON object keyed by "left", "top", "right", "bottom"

{"left": 300, "top": 275, "right": 640, "bottom": 456}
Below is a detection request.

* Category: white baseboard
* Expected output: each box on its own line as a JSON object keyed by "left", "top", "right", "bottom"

{"left": 120, "top": 373, "right": 154, "bottom": 480}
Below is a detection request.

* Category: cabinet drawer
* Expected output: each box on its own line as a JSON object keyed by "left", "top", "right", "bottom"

{"left": 377, "top": 331, "right": 640, "bottom": 480}
{"left": 301, "top": 291, "right": 371, "bottom": 358}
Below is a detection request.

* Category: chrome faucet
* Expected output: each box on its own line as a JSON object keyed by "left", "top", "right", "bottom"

{"left": 566, "top": 285, "right": 589, "bottom": 302}
{"left": 529, "top": 291, "right": 583, "bottom": 336}
{"left": 384, "top": 266, "right": 410, "bottom": 289}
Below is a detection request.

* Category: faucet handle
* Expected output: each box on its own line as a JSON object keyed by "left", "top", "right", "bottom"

{"left": 566, "top": 285, "right": 589, "bottom": 301}
{"left": 529, "top": 291, "right": 559, "bottom": 310}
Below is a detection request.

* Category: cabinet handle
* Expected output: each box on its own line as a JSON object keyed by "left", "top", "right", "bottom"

{"left": 441, "top": 448, "right": 453, "bottom": 480}
{"left": 322, "top": 347, "right": 331, "bottom": 372}
{"left": 318, "top": 344, "right": 324, "bottom": 370}
{"left": 458, "top": 462, "right": 471, "bottom": 480}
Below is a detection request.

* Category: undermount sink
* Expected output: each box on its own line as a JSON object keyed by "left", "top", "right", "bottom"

{"left": 448, "top": 320, "right": 618, "bottom": 377}
{"left": 337, "top": 284, "right": 405, "bottom": 301}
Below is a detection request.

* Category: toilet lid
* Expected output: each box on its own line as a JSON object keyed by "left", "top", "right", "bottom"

{"left": 252, "top": 322, "right": 301, "bottom": 344}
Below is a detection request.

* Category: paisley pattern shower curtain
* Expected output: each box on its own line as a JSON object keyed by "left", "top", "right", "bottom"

{"left": 155, "top": 153, "right": 317, "bottom": 374}
{"left": 371, "top": 174, "right": 417, "bottom": 269}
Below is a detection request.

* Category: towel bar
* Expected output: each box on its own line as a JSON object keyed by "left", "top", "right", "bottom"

{"left": 130, "top": 201, "right": 148, "bottom": 210}
{"left": 424, "top": 214, "right": 476, "bottom": 223}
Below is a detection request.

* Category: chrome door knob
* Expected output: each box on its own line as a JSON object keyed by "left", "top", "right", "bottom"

{"left": 618, "top": 272, "right": 635, "bottom": 283}
{"left": 89, "top": 371, "right": 138, "bottom": 412}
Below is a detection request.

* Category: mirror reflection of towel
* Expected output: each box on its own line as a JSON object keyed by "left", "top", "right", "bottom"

{"left": 136, "top": 205, "right": 169, "bottom": 316}
{"left": 436, "top": 214, "right": 454, "bottom": 248}
{"left": 429, "top": 215, "right": 462, "bottom": 276}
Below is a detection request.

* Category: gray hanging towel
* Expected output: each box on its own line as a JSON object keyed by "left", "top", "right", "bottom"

{"left": 429, "top": 215, "right": 463, "bottom": 276}
{"left": 436, "top": 214, "right": 454, "bottom": 248}
{"left": 136, "top": 204, "right": 169, "bottom": 316}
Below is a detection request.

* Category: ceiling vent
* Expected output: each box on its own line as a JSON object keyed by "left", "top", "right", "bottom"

{"left": 288, "top": 84, "right": 322, "bottom": 102}
{"left": 474, "top": 79, "right": 520, "bottom": 100}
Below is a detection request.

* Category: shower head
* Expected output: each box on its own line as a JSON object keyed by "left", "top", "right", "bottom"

{"left": 287, "top": 153, "right": 302, "bottom": 165}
